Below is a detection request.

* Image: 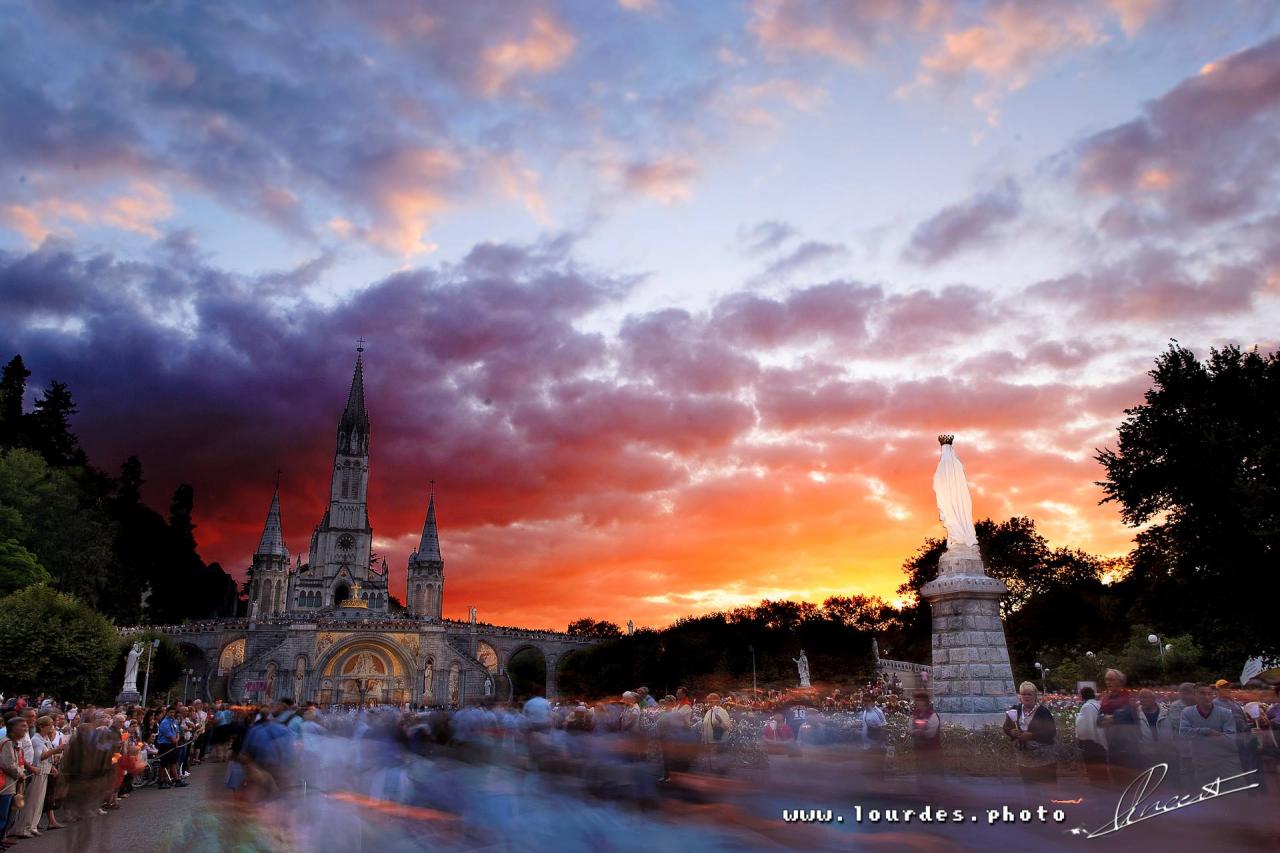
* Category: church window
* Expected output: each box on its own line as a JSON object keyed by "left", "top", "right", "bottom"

{"left": 341, "top": 464, "right": 350, "bottom": 499}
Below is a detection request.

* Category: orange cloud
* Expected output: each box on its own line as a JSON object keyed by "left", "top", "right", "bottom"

{"left": 100, "top": 182, "right": 176, "bottom": 237}
{"left": 1105, "top": 0, "right": 1166, "bottom": 37}
{"left": 1, "top": 183, "right": 173, "bottom": 245}
{"left": 750, "top": 0, "right": 919, "bottom": 66}
{"left": 348, "top": 147, "right": 459, "bottom": 256}
{"left": 479, "top": 12, "right": 577, "bottom": 95}
{"left": 909, "top": 1, "right": 1105, "bottom": 124}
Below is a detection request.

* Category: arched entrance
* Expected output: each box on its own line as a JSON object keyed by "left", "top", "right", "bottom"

{"left": 178, "top": 642, "right": 211, "bottom": 703}
{"left": 317, "top": 636, "right": 411, "bottom": 706}
{"left": 333, "top": 583, "right": 350, "bottom": 607}
{"left": 506, "top": 646, "right": 547, "bottom": 704}
{"left": 211, "top": 637, "right": 246, "bottom": 700}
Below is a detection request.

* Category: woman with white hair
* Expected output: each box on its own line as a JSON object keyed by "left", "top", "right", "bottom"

{"left": 618, "top": 692, "right": 641, "bottom": 733}
{"left": 1002, "top": 681, "right": 1057, "bottom": 786}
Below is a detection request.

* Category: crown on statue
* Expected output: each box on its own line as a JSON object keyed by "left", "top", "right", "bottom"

{"left": 937, "top": 434, "right": 955, "bottom": 446}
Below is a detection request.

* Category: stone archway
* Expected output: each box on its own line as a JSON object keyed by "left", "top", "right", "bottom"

{"left": 315, "top": 635, "right": 413, "bottom": 706}
{"left": 178, "top": 642, "right": 211, "bottom": 703}
{"left": 504, "top": 644, "right": 547, "bottom": 704}
{"left": 210, "top": 636, "right": 246, "bottom": 701}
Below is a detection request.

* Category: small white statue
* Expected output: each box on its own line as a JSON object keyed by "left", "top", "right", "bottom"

{"left": 793, "top": 650, "right": 811, "bottom": 689}
{"left": 627, "top": 619, "right": 635, "bottom": 636}
{"left": 122, "top": 642, "right": 142, "bottom": 694}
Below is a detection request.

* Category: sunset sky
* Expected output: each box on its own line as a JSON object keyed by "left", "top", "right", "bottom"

{"left": 3, "top": 0, "right": 1280, "bottom": 629}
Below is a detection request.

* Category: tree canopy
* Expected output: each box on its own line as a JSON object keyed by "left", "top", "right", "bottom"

{"left": 566, "top": 618, "right": 624, "bottom": 638}
{"left": 0, "top": 586, "right": 120, "bottom": 702}
{"left": 1097, "top": 343, "right": 1280, "bottom": 662}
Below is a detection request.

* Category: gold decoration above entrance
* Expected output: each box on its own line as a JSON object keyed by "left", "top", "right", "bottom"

{"left": 319, "top": 637, "right": 409, "bottom": 706}
{"left": 387, "top": 633, "right": 421, "bottom": 659}
{"left": 315, "top": 632, "right": 339, "bottom": 658}
{"left": 320, "top": 639, "right": 406, "bottom": 679}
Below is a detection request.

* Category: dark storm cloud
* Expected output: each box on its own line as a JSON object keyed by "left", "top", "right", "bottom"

{"left": 0, "top": 233, "right": 638, "bottom": 552}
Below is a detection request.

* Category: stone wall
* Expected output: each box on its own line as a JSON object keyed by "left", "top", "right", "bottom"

{"left": 927, "top": 594, "right": 1014, "bottom": 714}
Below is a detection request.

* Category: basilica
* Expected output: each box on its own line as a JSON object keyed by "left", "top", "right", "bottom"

{"left": 145, "top": 349, "right": 593, "bottom": 707}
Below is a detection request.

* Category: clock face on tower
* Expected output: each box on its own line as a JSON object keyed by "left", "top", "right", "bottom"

{"left": 337, "top": 533, "right": 355, "bottom": 551}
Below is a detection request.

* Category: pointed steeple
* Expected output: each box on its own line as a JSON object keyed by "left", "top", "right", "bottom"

{"left": 416, "top": 487, "right": 442, "bottom": 562}
{"left": 336, "top": 343, "right": 370, "bottom": 455}
{"left": 255, "top": 476, "right": 289, "bottom": 559}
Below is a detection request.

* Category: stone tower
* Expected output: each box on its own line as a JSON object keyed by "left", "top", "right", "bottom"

{"left": 249, "top": 479, "right": 290, "bottom": 618}
{"left": 407, "top": 489, "right": 444, "bottom": 620}
{"left": 302, "top": 347, "right": 388, "bottom": 610}
{"left": 919, "top": 436, "right": 1016, "bottom": 728}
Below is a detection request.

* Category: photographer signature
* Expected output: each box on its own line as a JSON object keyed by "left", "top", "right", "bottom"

{"left": 1076, "top": 763, "right": 1258, "bottom": 839}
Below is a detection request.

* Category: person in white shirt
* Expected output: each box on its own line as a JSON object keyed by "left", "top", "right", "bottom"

{"left": 859, "top": 693, "right": 887, "bottom": 778}
{"left": 1075, "top": 686, "right": 1109, "bottom": 786}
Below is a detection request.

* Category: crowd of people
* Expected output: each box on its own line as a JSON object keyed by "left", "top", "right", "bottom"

{"left": 0, "top": 695, "right": 220, "bottom": 850}
{"left": 1, "top": 672, "right": 1276, "bottom": 850}
{"left": 1071, "top": 670, "right": 1279, "bottom": 793}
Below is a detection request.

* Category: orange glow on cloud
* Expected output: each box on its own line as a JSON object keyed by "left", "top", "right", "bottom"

{"left": 479, "top": 13, "right": 577, "bottom": 95}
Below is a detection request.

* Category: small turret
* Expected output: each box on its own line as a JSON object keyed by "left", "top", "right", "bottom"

{"left": 407, "top": 485, "right": 445, "bottom": 620}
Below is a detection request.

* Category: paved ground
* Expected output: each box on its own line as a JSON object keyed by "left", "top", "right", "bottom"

{"left": 11, "top": 762, "right": 225, "bottom": 853}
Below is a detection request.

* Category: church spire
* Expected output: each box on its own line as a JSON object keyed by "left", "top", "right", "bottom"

{"left": 255, "top": 476, "right": 288, "bottom": 559}
{"left": 416, "top": 486, "right": 442, "bottom": 562}
{"left": 336, "top": 342, "right": 370, "bottom": 455}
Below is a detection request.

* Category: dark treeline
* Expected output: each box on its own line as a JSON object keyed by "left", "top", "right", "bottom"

{"left": 0, "top": 353, "right": 239, "bottom": 625}
{"left": 560, "top": 598, "right": 889, "bottom": 697}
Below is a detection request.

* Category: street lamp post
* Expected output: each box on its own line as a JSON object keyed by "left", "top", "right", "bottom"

{"left": 1034, "top": 661, "right": 1050, "bottom": 694}
{"left": 749, "top": 645, "right": 757, "bottom": 700}
{"left": 141, "top": 639, "right": 160, "bottom": 706}
{"left": 183, "top": 668, "right": 194, "bottom": 700}
{"left": 1147, "top": 634, "right": 1167, "bottom": 668}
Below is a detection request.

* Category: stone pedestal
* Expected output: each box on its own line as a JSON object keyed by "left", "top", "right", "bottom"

{"left": 919, "top": 546, "right": 1016, "bottom": 729}
{"left": 116, "top": 690, "right": 142, "bottom": 707}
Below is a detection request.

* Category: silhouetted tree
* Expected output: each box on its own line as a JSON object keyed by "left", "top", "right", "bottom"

{"left": 1097, "top": 343, "right": 1280, "bottom": 663}
{"left": 0, "top": 355, "right": 31, "bottom": 449}
{"left": 29, "top": 380, "right": 84, "bottom": 466}
{"left": 566, "top": 618, "right": 623, "bottom": 638}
